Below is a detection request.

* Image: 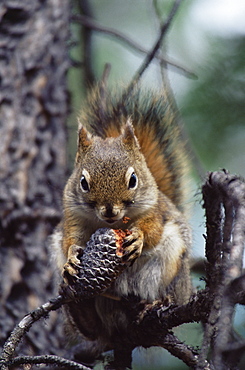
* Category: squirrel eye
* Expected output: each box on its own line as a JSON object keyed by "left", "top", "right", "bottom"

{"left": 80, "top": 175, "right": 90, "bottom": 192}
{"left": 128, "top": 172, "right": 138, "bottom": 189}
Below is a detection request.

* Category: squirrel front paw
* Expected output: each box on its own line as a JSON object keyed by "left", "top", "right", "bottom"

{"left": 63, "top": 244, "right": 84, "bottom": 280}
{"left": 122, "top": 227, "right": 144, "bottom": 263}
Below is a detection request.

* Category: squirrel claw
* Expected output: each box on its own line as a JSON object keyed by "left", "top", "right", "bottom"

{"left": 63, "top": 262, "right": 79, "bottom": 279}
{"left": 122, "top": 227, "right": 143, "bottom": 263}
{"left": 63, "top": 244, "right": 84, "bottom": 278}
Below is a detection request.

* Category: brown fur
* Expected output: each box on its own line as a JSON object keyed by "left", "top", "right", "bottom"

{"left": 51, "top": 87, "right": 192, "bottom": 360}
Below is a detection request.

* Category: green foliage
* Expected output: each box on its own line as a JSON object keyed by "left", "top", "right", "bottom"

{"left": 182, "top": 36, "right": 245, "bottom": 173}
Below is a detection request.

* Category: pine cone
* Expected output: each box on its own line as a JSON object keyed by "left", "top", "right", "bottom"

{"left": 62, "top": 228, "right": 131, "bottom": 300}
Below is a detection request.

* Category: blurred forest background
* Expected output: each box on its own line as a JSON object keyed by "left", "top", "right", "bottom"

{"left": 0, "top": 0, "right": 244, "bottom": 369}
{"left": 67, "top": 0, "right": 245, "bottom": 369}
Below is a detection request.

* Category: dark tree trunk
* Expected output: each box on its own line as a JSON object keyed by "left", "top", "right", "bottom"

{"left": 0, "top": 0, "right": 70, "bottom": 357}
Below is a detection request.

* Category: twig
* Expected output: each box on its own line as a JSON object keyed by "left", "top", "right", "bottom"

{"left": 151, "top": 331, "right": 200, "bottom": 369}
{"left": 114, "top": 290, "right": 211, "bottom": 369}
{"left": 0, "top": 295, "right": 67, "bottom": 370}
{"left": 129, "top": 309, "right": 210, "bottom": 369}
{"left": 160, "top": 332, "right": 207, "bottom": 369}
{"left": 72, "top": 13, "right": 196, "bottom": 80}
{"left": 4, "top": 355, "right": 90, "bottom": 370}
{"left": 131, "top": 289, "right": 211, "bottom": 331}
{"left": 78, "top": 0, "right": 96, "bottom": 87}
{"left": 152, "top": 0, "right": 176, "bottom": 105}
{"left": 125, "top": 0, "right": 183, "bottom": 96}
{"left": 151, "top": 0, "right": 206, "bottom": 181}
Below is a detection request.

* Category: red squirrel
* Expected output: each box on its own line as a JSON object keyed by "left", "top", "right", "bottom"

{"left": 51, "top": 86, "right": 192, "bottom": 359}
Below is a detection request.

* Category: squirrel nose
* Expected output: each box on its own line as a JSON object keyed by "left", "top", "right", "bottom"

{"left": 99, "top": 204, "right": 122, "bottom": 223}
{"left": 103, "top": 204, "right": 117, "bottom": 219}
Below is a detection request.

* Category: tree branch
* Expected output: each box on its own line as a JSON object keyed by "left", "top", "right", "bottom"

{"left": 0, "top": 295, "right": 67, "bottom": 370}
{"left": 78, "top": 0, "right": 96, "bottom": 87}
{"left": 151, "top": 0, "right": 206, "bottom": 181}
{"left": 125, "top": 0, "right": 184, "bottom": 96}
{"left": 72, "top": 8, "right": 196, "bottom": 81}
{"left": 159, "top": 332, "right": 200, "bottom": 369}
{"left": 5, "top": 355, "right": 90, "bottom": 370}
{"left": 197, "top": 171, "right": 245, "bottom": 369}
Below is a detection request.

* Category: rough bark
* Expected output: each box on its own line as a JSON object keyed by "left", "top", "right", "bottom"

{"left": 0, "top": 0, "right": 69, "bottom": 359}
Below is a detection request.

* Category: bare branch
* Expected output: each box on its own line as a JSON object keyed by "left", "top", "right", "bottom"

{"left": 151, "top": 0, "right": 206, "bottom": 181}
{"left": 5, "top": 355, "right": 90, "bottom": 370}
{"left": 77, "top": 0, "right": 96, "bottom": 87}
{"left": 72, "top": 11, "right": 196, "bottom": 80}
{"left": 0, "top": 295, "right": 67, "bottom": 370}
{"left": 197, "top": 171, "right": 245, "bottom": 369}
{"left": 125, "top": 0, "right": 183, "bottom": 96}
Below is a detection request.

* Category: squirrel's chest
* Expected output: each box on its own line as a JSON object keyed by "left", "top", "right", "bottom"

{"left": 112, "top": 250, "right": 166, "bottom": 301}
{"left": 112, "top": 223, "right": 187, "bottom": 301}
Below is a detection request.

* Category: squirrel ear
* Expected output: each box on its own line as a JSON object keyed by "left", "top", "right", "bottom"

{"left": 78, "top": 125, "right": 92, "bottom": 151}
{"left": 76, "top": 123, "right": 92, "bottom": 162}
{"left": 122, "top": 119, "right": 140, "bottom": 149}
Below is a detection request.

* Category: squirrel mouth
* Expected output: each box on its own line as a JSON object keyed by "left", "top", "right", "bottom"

{"left": 105, "top": 219, "right": 117, "bottom": 225}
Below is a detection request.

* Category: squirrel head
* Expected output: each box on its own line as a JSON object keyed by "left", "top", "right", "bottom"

{"left": 65, "top": 120, "right": 158, "bottom": 225}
